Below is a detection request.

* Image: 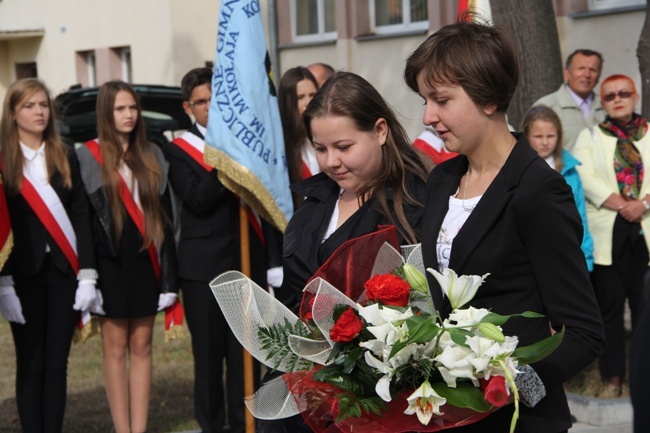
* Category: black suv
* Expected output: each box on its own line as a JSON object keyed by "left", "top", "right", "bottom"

{"left": 55, "top": 84, "right": 192, "bottom": 146}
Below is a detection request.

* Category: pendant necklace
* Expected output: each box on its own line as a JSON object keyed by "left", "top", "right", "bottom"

{"left": 462, "top": 165, "right": 475, "bottom": 212}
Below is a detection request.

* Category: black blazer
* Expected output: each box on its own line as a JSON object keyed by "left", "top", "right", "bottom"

{"left": 162, "top": 125, "right": 277, "bottom": 285}
{"left": 422, "top": 134, "right": 605, "bottom": 433}
{"left": 76, "top": 141, "right": 177, "bottom": 294}
{"left": 279, "top": 171, "right": 427, "bottom": 313}
{"left": 2, "top": 148, "right": 95, "bottom": 278}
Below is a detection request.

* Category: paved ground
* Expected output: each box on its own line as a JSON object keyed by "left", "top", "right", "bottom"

{"left": 570, "top": 422, "right": 632, "bottom": 432}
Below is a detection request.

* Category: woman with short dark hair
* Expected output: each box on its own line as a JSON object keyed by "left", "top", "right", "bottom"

{"left": 405, "top": 16, "right": 605, "bottom": 433}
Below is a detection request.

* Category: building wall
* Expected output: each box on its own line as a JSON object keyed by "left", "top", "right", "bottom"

{"left": 0, "top": 0, "right": 647, "bottom": 139}
{"left": 0, "top": 0, "right": 221, "bottom": 101}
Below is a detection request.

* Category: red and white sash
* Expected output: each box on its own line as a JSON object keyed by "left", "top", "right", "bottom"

{"left": 20, "top": 169, "right": 79, "bottom": 274}
{"left": 0, "top": 174, "right": 12, "bottom": 271}
{"left": 172, "top": 132, "right": 265, "bottom": 247}
{"left": 84, "top": 139, "right": 160, "bottom": 281}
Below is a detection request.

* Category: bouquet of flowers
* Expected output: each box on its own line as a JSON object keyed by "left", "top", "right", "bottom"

{"left": 210, "top": 239, "right": 562, "bottom": 433}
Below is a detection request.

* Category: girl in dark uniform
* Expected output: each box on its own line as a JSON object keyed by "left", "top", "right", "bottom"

{"left": 76, "top": 81, "right": 178, "bottom": 433}
{"left": 0, "top": 78, "right": 98, "bottom": 433}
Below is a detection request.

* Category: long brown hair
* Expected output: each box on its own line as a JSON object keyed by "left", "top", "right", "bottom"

{"left": 303, "top": 72, "right": 431, "bottom": 243}
{"left": 0, "top": 78, "right": 72, "bottom": 195}
{"left": 522, "top": 105, "right": 564, "bottom": 172}
{"left": 278, "top": 66, "right": 318, "bottom": 209}
{"left": 96, "top": 80, "right": 164, "bottom": 249}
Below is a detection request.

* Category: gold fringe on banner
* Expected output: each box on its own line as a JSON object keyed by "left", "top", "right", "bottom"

{"left": 0, "top": 232, "right": 13, "bottom": 272}
{"left": 204, "top": 146, "right": 288, "bottom": 233}
{"left": 73, "top": 316, "right": 101, "bottom": 345}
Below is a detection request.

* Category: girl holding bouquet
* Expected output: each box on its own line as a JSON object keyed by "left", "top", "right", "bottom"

{"left": 404, "top": 15, "right": 605, "bottom": 433}
{"left": 260, "top": 71, "right": 432, "bottom": 433}
{"left": 0, "top": 78, "right": 98, "bottom": 432}
{"left": 76, "top": 81, "right": 178, "bottom": 433}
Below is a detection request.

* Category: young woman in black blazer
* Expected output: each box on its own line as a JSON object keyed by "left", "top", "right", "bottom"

{"left": 76, "top": 81, "right": 178, "bottom": 433}
{"left": 403, "top": 16, "right": 605, "bottom": 433}
{"left": 0, "top": 78, "right": 99, "bottom": 433}
{"left": 259, "top": 71, "right": 432, "bottom": 433}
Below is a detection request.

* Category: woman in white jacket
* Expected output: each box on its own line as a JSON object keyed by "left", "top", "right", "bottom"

{"left": 573, "top": 73, "right": 650, "bottom": 397}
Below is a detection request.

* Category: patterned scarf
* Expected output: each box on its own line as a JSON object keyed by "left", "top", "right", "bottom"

{"left": 599, "top": 114, "right": 648, "bottom": 200}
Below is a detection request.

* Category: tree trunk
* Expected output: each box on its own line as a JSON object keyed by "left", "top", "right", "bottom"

{"left": 637, "top": 2, "right": 650, "bottom": 119}
{"left": 490, "top": 0, "right": 563, "bottom": 129}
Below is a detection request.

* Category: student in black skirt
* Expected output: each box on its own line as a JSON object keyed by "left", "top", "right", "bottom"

{"left": 76, "top": 81, "right": 178, "bottom": 433}
{"left": 0, "top": 78, "right": 99, "bottom": 433}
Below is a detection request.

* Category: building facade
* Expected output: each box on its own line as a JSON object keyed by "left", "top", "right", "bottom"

{"left": 0, "top": 0, "right": 646, "bottom": 139}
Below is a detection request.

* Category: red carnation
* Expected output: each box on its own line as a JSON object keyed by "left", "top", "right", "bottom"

{"left": 330, "top": 307, "right": 363, "bottom": 342}
{"left": 480, "top": 375, "right": 509, "bottom": 407}
{"left": 364, "top": 274, "right": 411, "bottom": 307}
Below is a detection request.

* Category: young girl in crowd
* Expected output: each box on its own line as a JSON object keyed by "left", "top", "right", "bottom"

{"left": 278, "top": 66, "right": 320, "bottom": 209}
{"left": 260, "top": 71, "right": 431, "bottom": 433}
{"left": 76, "top": 80, "right": 178, "bottom": 433}
{"left": 0, "top": 78, "right": 99, "bottom": 433}
{"left": 522, "top": 105, "right": 594, "bottom": 272}
{"left": 404, "top": 16, "right": 604, "bottom": 432}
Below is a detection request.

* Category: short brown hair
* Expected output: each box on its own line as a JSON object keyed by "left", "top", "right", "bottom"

{"left": 404, "top": 18, "right": 519, "bottom": 112}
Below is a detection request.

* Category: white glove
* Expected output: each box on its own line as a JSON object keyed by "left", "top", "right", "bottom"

{"left": 267, "top": 267, "right": 284, "bottom": 288}
{"left": 89, "top": 289, "right": 106, "bottom": 316}
{"left": 73, "top": 280, "right": 97, "bottom": 311}
{"left": 0, "top": 285, "right": 26, "bottom": 324}
{"left": 157, "top": 292, "right": 178, "bottom": 311}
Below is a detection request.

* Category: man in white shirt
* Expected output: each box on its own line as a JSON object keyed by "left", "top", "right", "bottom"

{"left": 532, "top": 49, "right": 605, "bottom": 153}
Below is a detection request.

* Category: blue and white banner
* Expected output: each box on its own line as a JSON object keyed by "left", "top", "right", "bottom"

{"left": 205, "top": 0, "right": 292, "bottom": 231}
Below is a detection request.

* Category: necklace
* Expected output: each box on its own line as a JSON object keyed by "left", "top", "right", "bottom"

{"left": 462, "top": 165, "right": 475, "bottom": 212}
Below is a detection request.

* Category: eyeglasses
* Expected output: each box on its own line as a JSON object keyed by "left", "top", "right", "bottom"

{"left": 603, "top": 90, "right": 634, "bottom": 102}
{"left": 188, "top": 98, "right": 210, "bottom": 108}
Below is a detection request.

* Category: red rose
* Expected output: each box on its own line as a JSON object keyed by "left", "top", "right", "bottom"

{"left": 364, "top": 274, "right": 411, "bottom": 307}
{"left": 304, "top": 297, "right": 315, "bottom": 320}
{"left": 330, "top": 307, "right": 363, "bottom": 342}
{"left": 480, "top": 375, "right": 508, "bottom": 407}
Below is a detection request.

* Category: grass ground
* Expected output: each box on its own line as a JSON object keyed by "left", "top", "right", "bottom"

{"left": 0, "top": 313, "right": 200, "bottom": 433}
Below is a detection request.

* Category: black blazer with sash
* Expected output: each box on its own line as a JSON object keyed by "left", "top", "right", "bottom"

{"left": 2, "top": 148, "right": 95, "bottom": 278}
{"left": 76, "top": 141, "right": 178, "bottom": 294}
{"left": 422, "top": 134, "right": 605, "bottom": 433}
{"left": 161, "top": 124, "right": 278, "bottom": 286}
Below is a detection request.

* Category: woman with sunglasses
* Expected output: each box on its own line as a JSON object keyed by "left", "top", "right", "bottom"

{"left": 573, "top": 74, "right": 649, "bottom": 397}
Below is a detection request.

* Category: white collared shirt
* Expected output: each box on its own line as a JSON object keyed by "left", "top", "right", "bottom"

{"left": 20, "top": 141, "right": 51, "bottom": 252}
{"left": 196, "top": 122, "right": 207, "bottom": 138}
{"left": 565, "top": 84, "right": 594, "bottom": 120}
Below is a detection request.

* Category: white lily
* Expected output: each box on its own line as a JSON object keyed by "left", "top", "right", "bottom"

{"left": 358, "top": 303, "right": 413, "bottom": 326}
{"left": 427, "top": 268, "right": 489, "bottom": 309}
{"left": 447, "top": 306, "right": 490, "bottom": 327}
{"left": 404, "top": 380, "right": 446, "bottom": 425}
{"left": 434, "top": 343, "right": 476, "bottom": 387}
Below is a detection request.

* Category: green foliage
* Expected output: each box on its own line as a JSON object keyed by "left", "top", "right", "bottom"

{"left": 258, "top": 318, "right": 313, "bottom": 372}
{"left": 388, "top": 315, "right": 439, "bottom": 358}
{"left": 336, "top": 394, "right": 385, "bottom": 421}
{"left": 431, "top": 381, "right": 492, "bottom": 412}
{"left": 513, "top": 326, "right": 565, "bottom": 365}
{"left": 481, "top": 311, "right": 545, "bottom": 326}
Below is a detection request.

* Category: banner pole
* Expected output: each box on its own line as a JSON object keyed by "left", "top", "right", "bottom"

{"left": 239, "top": 201, "right": 255, "bottom": 433}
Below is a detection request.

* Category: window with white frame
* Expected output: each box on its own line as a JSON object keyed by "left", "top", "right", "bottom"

{"left": 371, "top": 0, "right": 428, "bottom": 34}
{"left": 589, "top": 0, "right": 645, "bottom": 10}
{"left": 292, "top": 0, "right": 336, "bottom": 43}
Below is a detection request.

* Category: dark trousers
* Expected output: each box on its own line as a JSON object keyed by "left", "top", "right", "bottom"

{"left": 592, "top": 216, "right": 648, "bottom": 379}
{"left": 10, "top": 256, "right": 77, "bottom": 433}
{"left": 182, "top": 278, "right": 259, "bottom": 433}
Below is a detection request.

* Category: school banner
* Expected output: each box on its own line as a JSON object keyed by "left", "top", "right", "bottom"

{"left": 205, "top": 0, "right": 292, "bottom": 232}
